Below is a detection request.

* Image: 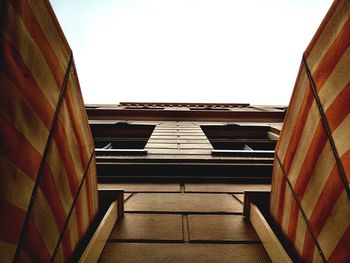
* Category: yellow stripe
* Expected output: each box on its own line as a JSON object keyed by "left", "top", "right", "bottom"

{"left": 307, "top": 0, "right": 350, "bottom": 72}
{"left": 280, "top": 47, "right": 350, "bottom": 216}
{"left": 284, "top": 47, "right": 350, "bottom": 183}
{"left": 283, "top": 68, "right": 350, "bottom": 258}
{"left": 294, "top": 212, "right": 306, "bottom": 256}
{"left": 31, "top": 190, "right": 63, "bottom": 258}
{"left": 312, "top": 251, "right": 324, "bottom": 263}
{"left": 270, "top": 163, "right": 283, "bottom": 217}
{"left": 0, "top": 73, "right": 74, "bottom": 216}
{"left": 279, "top": 185, "right": 292, "bottom": 235}
{"left": 0, "top": 240, "right": 17, "bottom": 263}
{"left": 5, "top": 4, "right": 89, "bottom": 190}
{"left": 0, "top": 156, "right": 34, "bottom": 211}
{"left": 80, "top": 180, "right": 90, "bottom": 233}
{"left": 289, "top": 60, "right": 350, "bottom": 261}
{"left": 278, "top": 39, "right": 350, "bottom": 172}
{"left": 58, "top": 99, "right": 85, "bottom": 181}
{"left": 0, "top": 80, "right": 74, "bottom": 259}
{"left": 4, "top": 5, "right": 94, "bottom": 219}
{"left": 332, "top": 113, "right": 350, "bottom": 157}
{"left": 279, "top": 105, "right": 321, "bottom": 231}
{"left": 52, "top": 246, "right": 64, "bottom": 263}
{"left": 293, "top": 141, "right": 334, "bottom": 254}
{"left": 269, "top": 162, "right": 279, "bottom": 214}
{"left": 65, "top": 74, "right": 95, "bottom": 154}
{"left": 316, "top": 190, "right": 350, "bottom": 259}
{"left": 281, "top": 182, "right": 293, "bottom": 231}
{"left": 67, "top": 209, "right": 80, "bottom": 253}
{"left": 18, "top": 247, "right": 34, "bottom": 263}
{"left": 88, "top": 161, "right": 99, "bottom": 216}
{"left": 277, "top": 65, "right": 308, "bottom": 161}
{"left": 318, "top": 46, "right": 350, "bottom": 110}
{"left": 288, "top": 104, "right": 320, "bottom": 186}
{"left": 27, "top": 0, "right": 70, "bottom": 69}
{"left": 0, "top": 73, "right": 48, "bottom": 155}
{"left": 301, "top": 141, "right": 335, "bottom": 216}
{"left": 4, "top": 3, "right": 59, "bottom": 110}
{"left": 46, "top": 139, "right": 74, "bottom": 214}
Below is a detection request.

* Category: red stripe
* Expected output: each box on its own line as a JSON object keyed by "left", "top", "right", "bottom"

{"left": 10, "top": 1, "right": 87, "bottom": 175}
{"left": 64, "top": 82, "right": 89, "bottom": 172}
{"left": 312, "top": 17, "right": 350, "bottom": 91}
{"left": 305, "top": 0, "right": 342, "bottom": 57}
{"left": 326, "top": 81, "right": 350, "bottom": 131}
{"left": 10, "top": 0, "right": 66, "bottom": 88}
{"left": 62, "top": 74, "right": 97, "bottom": 225}
{"left": 1, "top": 37, "right": 55, "bottom": 130}
{"left": 61, "top": 224, "right": 75, "bottom": 261}
{"left": 282, "top": 85, "right": 313, "bottom": 174}
{"left": 38, "top": 161, "right": 72, "bottom": 258}
{"left": 0, "top": 199, "right": 25, "bottom": 244}
{"left": 2, "top": 37, "right": 83, "bottom": 221}
{"left": 301, "top": 229, "right": 317, "bottom": 263}
{"left": 68, "top": 70, "right": 97, "bottom": 220}
{"left": 10, "top": 1, "right": 90, "bottom": 185}
{"left": 0, "top": 112, "right": 42, "bottom": 180}
{"left": 51, "top": 123, "right": 84, "bottom": 236}
{"left": 59, "top": 72, "right": 96, "bottom": 223}
{"left": 287, "top": 122, "right": 327, "bottom": 242}
{"left": 0, "top": 200, "right": 51, "bottom": 262}
{"left": 6, "top": 2, "right": 87, "bottom": 194}
{"left": 75, "top": 192, "right": 85, "bottom": 239}
{"left": 42, "top": 0, "right": 70, "bottom": 53}
{"left": 63, "top": 75, "right": 93, "bottom": 185}
{"left": 326, "top": 80, "right": 350, "bottom": 181}
{"left": 2, "top": 1, "right": 96, "bottom": 258}
{"left": 328, "top": 225, "right": 350, "bottom": 263}
{"left": 287, "top": 80, "right": 350, "bottom": 242}
{"left": 301, "top": 162, "right": 344, "bottom": 261}
{"left": 271, "top": 163, "right": 283, "bottom": 218}
{"left": 53, "top": 123, "right": 80, "bottom": 192}
{"left": 7, "top": 0, "right": 90, "bottom": 191}
{"left": 20, "top": 216, "right": 51, "bottom": 262}
{"left": 276, "top": 17, "right": 350, "bottom": 225}
{"left": 276, "top": 170, "right": 287, "bottom": 226}
{"left": 0, "top": 113, "right": 73, "bottom": 257}
{"left": 275, "top": 61, "right": 304, "bottom": 153}
{"left": 85, "top": 163, "right": 94, "bottom": 220}
{"left": 276, "top": 85, "right": 314, "bottom": 223}
{"left": 310, "top": 162, "right": 345, "bottom": 237}
{"left": 2, "top": 11, "right": 84, "bottom": 192}
{"left": 2, "top": 21, "right": 93, "bottom": 256}
{"left": 287, "top": 198, "right": 301, "bottom": 244}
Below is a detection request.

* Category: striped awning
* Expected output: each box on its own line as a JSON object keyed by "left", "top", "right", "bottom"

{"left": 0, "top": 1, "right": 98, "bottom": 262}
{"left": 270, "top": 0, "right": 350, "bottom": 262}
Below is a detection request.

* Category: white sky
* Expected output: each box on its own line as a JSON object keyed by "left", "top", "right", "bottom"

{"left": 51, "top": 0, "right": 333, "bottom": 105}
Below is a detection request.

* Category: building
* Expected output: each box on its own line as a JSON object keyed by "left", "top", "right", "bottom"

{"left": 86, "top": 102, "right": 285, "bottom": 261}
{"left": 1, "top": 0, "right": 349, "bottom": 262}
{"left": 88, "top": 102, "right": 285, "bottom": 184}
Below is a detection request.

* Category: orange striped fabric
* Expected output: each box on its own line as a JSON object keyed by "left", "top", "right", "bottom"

{"left": 270, "top": 1, "right": 350, "bottom": 262}
{"left": 0, "top": 1, "right": 98, "bottom": 262}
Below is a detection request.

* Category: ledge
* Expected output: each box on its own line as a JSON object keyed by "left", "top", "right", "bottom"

{"left": 95, "top": 149, "right": 148, "bottom": 156}
{"left": 78, "top": 189, "right": 124, "bottom": 263}
{"left": 212, "top": 149, "right": 274, "bottom": 157}
{"left": 243, "top": 190, "right": 293, "bottom": 263}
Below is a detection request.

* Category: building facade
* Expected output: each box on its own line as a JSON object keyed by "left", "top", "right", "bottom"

{"left": 87, "top": 102, "right": 285, "bottom": 184}
{"left": 85, "top": 102, "right": 286, "bottom": 262}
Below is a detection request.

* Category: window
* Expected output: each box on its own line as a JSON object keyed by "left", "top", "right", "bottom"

{"left": 190, "top": 107, "right": 229, "bottom": 111}
{"left": 125, "top": 106, "right": 164, "bottom": 110}
{"left": 90, "top": 122, "right": 155, "bottom": 155}
{"left": 201, "top": 124, "right": 277, "bottom": 157}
